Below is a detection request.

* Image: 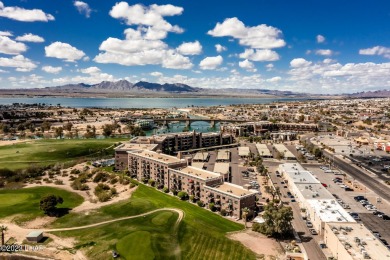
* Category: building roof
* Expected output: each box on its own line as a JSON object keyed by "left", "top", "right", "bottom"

{"left": 238, "top": 146, "right": 250, "bottom": 156}
{"left": 191, "top": 162, "right": 205, "bottom": 169}
{"left": 173, "top": 166, "right": 221, "bottom": 181}
{"left": 217, "top": 149, "right": 230, "bottom": 160}
{"left": 307, "top": 199, "right": 356, "bottom": 223}
{"left": 27, "top": 231, "right": 43, "bottom": 237}
{"left": 256, "top": 144, "right": 272, "bottom": 157}
{"left": 115, "top": 142, "right": 158, "bottom": 151}
{"left": 193, "top": 152, "right": 209, "bottom": 161}
{"left": 128, "top": 150, "right": 184, "bottom": 165}
{"left": 206, "top": 182, "right": 258, "bottom": 198}
{"left": 327, "top": 222, "right": 390, "bottom": 260}
{"left": 213, "top": 162, "right": 230, "bottom": 175}
{"left": 273, "top": 144, "right": 296, "bottom": 159}
{"left": 295, "top": 183, "right": 334, "bottom": 200}
{"left": 284, "top": 170, "right": 320, "bottom": 184}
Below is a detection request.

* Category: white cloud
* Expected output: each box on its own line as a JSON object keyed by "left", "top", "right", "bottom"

{"left": 80, "top": 66, "right": 100, "bottom": 74}
{"left": 45, "top": 42, "right": 86, "bottom": 62}
{"left": 359, "top": 46, "right": 390, "bottom": 59}
{"left": 109, "top": 2, "right": 183, "bottom": 33}
{"left": 287, "top": 59, "right": 390, "bottom": 93}
{"left": 177, "top": 41, "right": 202, "bottom": 55}
{"left": 53, "top": 72, "right": 115, "bottom": 85}
{"left": 315, "top": 49, "right": 333, "bottom": 56}
{"left": 239, "top": 48, "right": 279, "bottom": 61}
{"left": 238, "top": 59, "right": 257, "bottom": 72}
{"left": 74, "top": 1, "right": 91, "bottom": 18}
{"left": 0, "top": 55, "right": 37, "bottom": 72}
{"left": 0, "top": 1, "right": 54, "bottom": 22}
{"left": 0, "top": 31, "right": 12, "bottom": 36}
{"left": 290, "top": 58, "right": 312, "bottom": 68}
{"left": 208, "top": 17, "right": 285, "bottom": 49}
{"left": 0, "top": 36, "right": 27, "bottom": 55}
{"left": 94, "top": 28, "right": 192, "bottom": 69}
{"left": 317, "top": 35, "right": 325, "bottom": 43}
{"left": 16, "top": 33, "right": 44, "bottom": 43}
{"left": 199, "top": 55, "right": 223, "bottom": 70}
{"left": 150, "top": 71, "right": 163, "bottom": 77}
{"left": 266, "top": 76, "right": 281, "bottom": 83}
{"left": 42, "top": 66, "right": 62, "bottom": 74}
{"left": 215, "top": 44, "right": 227, "bottom": 53}
{"left": 266, "top": 63, "right": 274, "bottom": 71}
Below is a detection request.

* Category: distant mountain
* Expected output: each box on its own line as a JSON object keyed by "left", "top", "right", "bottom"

{"left": 49, "top": 80, "right": 197, "bottom": 93}
{"left": 347, "top": 90, "right": 390, "bottom": 98}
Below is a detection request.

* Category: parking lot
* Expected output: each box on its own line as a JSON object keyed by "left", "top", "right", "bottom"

{"left": 307, "top": 165, "right": 390, "bottom": 243}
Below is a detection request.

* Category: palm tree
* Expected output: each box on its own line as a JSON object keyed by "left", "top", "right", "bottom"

{"left": 0, "top": 225, "right": 7, "bottom": 245}
{"left": 242, "top": 207, "right": 250, "bottom": 228}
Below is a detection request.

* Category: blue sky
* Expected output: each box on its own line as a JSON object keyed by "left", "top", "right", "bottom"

{"left": 0, "top": 0, "right": 390, "bottom": 93}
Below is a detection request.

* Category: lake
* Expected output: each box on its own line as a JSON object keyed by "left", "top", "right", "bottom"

{"left": 0, "top": 97, "right": 309, "bottom": 108}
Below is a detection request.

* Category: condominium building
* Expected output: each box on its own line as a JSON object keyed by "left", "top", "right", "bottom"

{"left": 127, "top": 150, "right": 187, "bottom": 188}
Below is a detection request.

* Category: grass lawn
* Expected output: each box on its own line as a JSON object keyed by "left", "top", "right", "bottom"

{"left": 0, "top": 138, "right": 127, "bottom": 170}
{"left": 51, "top": 184, "right": 257, "bottom": 260}
{"left": 0, "top": 186, "right": 84, "bottom": 224}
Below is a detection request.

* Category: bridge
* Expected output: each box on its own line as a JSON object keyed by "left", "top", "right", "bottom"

{"left": 152, "top": 118, "right": 249, "bottom": 128}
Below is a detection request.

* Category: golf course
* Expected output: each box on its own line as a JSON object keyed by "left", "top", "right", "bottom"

{"left": 0, "top": 138, "right": 127, "bottom": 170}
{"left": 49, "top": 184, "right": 256, "bottom": 260}
{"left": 0, "top": 186, "right": 84, "bottom": 224}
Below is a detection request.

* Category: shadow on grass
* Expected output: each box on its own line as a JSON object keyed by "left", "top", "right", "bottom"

{"left": 47, "top": 207, "right": 71, "bottom": 217}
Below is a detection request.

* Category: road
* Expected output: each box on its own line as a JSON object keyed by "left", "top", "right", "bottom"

{"left": 323, "top": 150, "right": 390, "bottom": 202}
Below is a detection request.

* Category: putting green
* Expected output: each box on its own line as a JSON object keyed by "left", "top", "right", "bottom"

{"left": 151, "top": 212, "right": 173, "bottom": 226}
{"left": 116, "top": 231, "right": 155, "bottom": 260}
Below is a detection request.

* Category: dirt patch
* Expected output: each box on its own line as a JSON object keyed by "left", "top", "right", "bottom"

{"left": 228, "top": 229, "right": 284, "bottom": 259}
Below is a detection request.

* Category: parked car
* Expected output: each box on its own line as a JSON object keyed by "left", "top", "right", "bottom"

{"left": 373, "top": 211, "right": 384, "bottom": 216}
{"left": 306, "top": 221, "right": 313, "bottom": 228}
{"left": 382, "top": 215, "right": 390, "bottom": 220}
{"left": 321, "top": 183, "right": 328, "bottom": 188}
{"left": 309, "top": 229, "right": 318, "bottom": 235}
{"left": 354, "top": 196, "right": 366, "bottom": 201}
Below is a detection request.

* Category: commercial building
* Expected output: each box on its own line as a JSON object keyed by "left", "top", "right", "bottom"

{"left": 273, "top": 144, "right": 296, "bottom": 160}
{"left": 256, "top": 143, "right": 272, "bottom": 158}
{"left": 279, "top": 163, "right": 356, "bottom": 235}
{"left": 216, "top": 149, "right": 231, "bottom": 162}
{"left": 213, "top": 162, "right": 230, "bottom": 181}
{"left": 238, "top": 146, "right": 250, "bottom": 157}
{"left": 114, "top": 143, "right": 158, "bottom": 170}
{"left": 193, "top": 152, "right": 210, "bottom": 162}
{"left": 324, "top": 222, "right": 390, "bottom": 260}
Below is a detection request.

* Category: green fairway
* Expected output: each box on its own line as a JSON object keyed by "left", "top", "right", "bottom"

{"left": 0, "top": 186, "right": 84, "bottom": 223}
{"left": 116, "top": 231, "right": 155, "bottom": 260}
{"left": 0, "top": 138, "right": 127, "bottom": 170}
{"left": 51, "top": 184, "right": 257, "bottom": 260}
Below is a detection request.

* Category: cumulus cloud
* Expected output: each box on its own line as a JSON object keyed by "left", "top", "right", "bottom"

{"left": 0, "top": 36, "right": 27, "bottom": 55}
{"left": 239, "top": 48, "right": 279, "bottom": 61}
{"left": 208, "top": 17, "right": 285, "bottom": 49}
{"left": 266, "top": 76, "right": 282, "bottom": 83}
{"left": 315, "top": 49, "right": 333, "bottom": 56}
{"left": 0, "top": 1, "right": 54, "bottom": 22}
{"left": 109, "top": 2, "right": 183, "bottom": 34}
{"left": 42, "top": 66, "right": 62, "bottom": 74}
{"left": 0, "top": 55, "right": 37, "bottom": 72}
{"left": 94, "top": 27, "right": 192, "bottom": 69}
{"left": 16, "top": 33, "right": 44, "bottom": 43}
{"left": 80, "top": 66, "right": 100, "bottom": 74}
{"left": 199, "top": 55, "right": 223, "bottom": 70}
{"left": 74, "top": 1, "right": 92, "bottom": 18}
{"left": 317, "top": 35, "right": 325, "bottom": 43}
{"left": 290, "top": 58, "right": 312, "bottom": 68}
{"left": 150, "top": 71, "right": 163, "bottom": 77}
{"left": 45, "top": 42, "right": 86, "bottom": 62}
{"left": 238, "top": 59, "right": 257, "bottom": 72}
{"left": 0, "top": 31, "right": 12, "bottom": 36}
{"left": 288, "top": 58, "right": 390, "bottom": 93}
{"left": 52, "top": 72, "right": 115, "bottom": 85}
{"left": 359, "top": 46, "right": 390, "bottom": 59}
{"left": 176, "top": 41, "right": 202, "bottom": 55}
{"left": 215, "top": 44, "right": 227, "bottom": 53}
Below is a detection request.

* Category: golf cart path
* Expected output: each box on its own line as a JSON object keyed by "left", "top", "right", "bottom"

{"left": 44, "top": 208, "right": 184, "bottom": 232}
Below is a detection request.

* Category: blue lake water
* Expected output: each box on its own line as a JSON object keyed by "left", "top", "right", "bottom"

{"left": 0, "top": 97, "right": 309, "bottom": 108}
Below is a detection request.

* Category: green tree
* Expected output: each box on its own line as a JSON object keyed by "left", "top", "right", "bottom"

{"left": 39, "top": 194, "right": 64, "bottom": 216}
{"left": 54, "top": 127, "right": 64, "bottom": 139}
{"left": 252, "top": 202, "right": 293, "bottom": 238}
{"left": 177, "top": 191, "right": 188, "bottom": 200}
